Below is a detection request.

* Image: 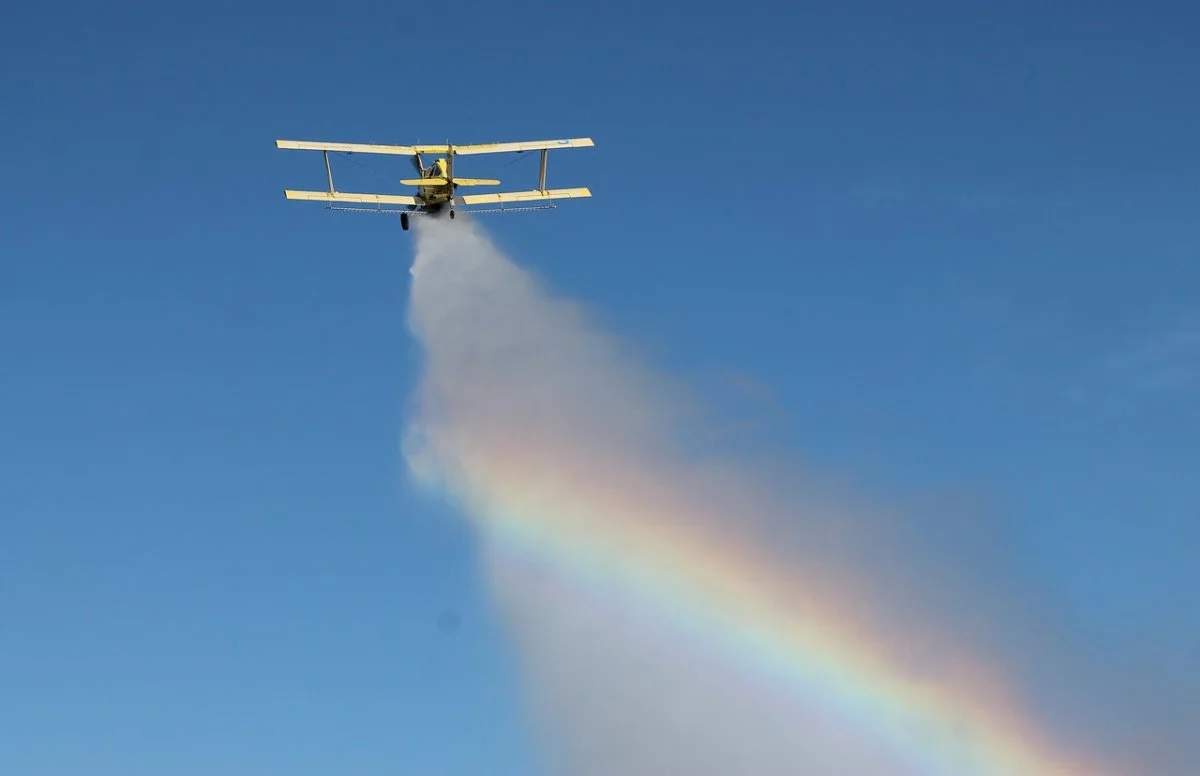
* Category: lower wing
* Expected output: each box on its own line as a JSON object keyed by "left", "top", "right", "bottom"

{"left": 284, "top": 190, "right": 419, "bottom": 205}
{"left": 458, "top": 187, "right": 591, "bottom": 205}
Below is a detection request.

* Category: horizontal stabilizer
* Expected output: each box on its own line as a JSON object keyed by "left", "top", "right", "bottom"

{"left": 399, "top": 177, "right": 502, "bottom": 187}
{"left": 459, "top": 187, "right": 591, "bottom": 205}
{"left": 284, "top": 189, "right": 419, "bottom": 206}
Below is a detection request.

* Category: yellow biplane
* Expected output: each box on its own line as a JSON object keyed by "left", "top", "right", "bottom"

{"left": 275, "top": 136, "right": 594, "bottom": 230}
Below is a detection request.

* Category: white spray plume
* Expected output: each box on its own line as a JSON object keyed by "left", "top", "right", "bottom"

{"left": 401, "top": 215, "right": 1197, "bottom": 776}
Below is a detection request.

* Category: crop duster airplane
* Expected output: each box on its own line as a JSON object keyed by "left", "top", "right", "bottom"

{"left": 276, "top": 136, "right": 594, "bottom": 230}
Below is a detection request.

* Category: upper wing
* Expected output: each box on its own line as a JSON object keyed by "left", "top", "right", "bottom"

{"left": 453, "top": 138, "right": 594, "bottom": 156}
{"left": 276, "top": 139, "right": 449, "bottom": 156}
{"left": 276, "top": 138, "right": 594, "bottom": 157}
{"left": 458, "top": 187, "right": 591, "bottom": 205}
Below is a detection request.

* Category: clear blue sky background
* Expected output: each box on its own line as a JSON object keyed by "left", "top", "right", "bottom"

{"left": 3, "top": 1, "right": 1198, "bottom": 774}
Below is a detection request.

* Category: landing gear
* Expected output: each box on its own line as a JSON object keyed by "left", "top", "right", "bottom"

{"left": 449, "top": 209, "right": 456, "bottom": 220}
{"left": 400, "top": 212, "right": 409, "bottom": 231}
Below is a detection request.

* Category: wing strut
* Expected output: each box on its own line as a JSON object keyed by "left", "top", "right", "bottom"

{"left": 538, "top": 149, "right": 548, "bottom": 192}
{"left": 447, "top": 143, "right": 456, "bottom": 216}
{"left": 323, "top": 151, "right": 334, "bottom": 194}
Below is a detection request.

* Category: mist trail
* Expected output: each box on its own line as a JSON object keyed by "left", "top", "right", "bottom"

{"left": 400, "top": 216, "right": 1177, "bottom": 776}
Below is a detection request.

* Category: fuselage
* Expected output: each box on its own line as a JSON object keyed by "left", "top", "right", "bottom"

{"left": 417, "top": 158, "right": 453, "bottom": 207}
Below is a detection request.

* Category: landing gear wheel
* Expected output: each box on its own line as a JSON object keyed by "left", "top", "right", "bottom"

{"left": 449, "top": 209, "right": 456, "bottom": 220}
{"left": 400, "top": 212, "right": 410, "bottom": 231}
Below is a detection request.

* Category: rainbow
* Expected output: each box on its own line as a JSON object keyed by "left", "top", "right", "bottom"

{"left": 411, "top": 441, "right": 1118, "bottom": 776}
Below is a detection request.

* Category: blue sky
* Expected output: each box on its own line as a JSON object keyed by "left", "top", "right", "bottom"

{"left": 3, "top": 1, "right": 1198, "bottom": 774}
